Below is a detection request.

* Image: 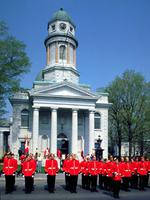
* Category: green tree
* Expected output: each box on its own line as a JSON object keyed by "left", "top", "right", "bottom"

{"left": 105, "top": 70, "right": 149, "bottom": 158}
{"left": 105, "top": 77, "right": 125, "bottom": 157}
{"left": 136, "top": 82, "right": 150, "bottom": 156}
{"left": 0, "top": 21, "right": 31, "bottom": 124}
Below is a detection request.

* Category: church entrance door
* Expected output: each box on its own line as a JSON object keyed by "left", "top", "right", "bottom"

{"left": 57, "top": 133, "right": 69, "bottom": 155}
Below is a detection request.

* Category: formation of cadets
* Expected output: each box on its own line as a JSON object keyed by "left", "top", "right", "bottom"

{"left": 2, "top": 152, "right": 150, "bottom": 198}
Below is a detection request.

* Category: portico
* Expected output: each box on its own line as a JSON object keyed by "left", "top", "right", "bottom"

{"left": 32, "top": 103, "right": 96, "bottom": 156}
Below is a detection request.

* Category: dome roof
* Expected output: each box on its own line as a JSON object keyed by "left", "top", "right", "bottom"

{"left": 48, "top": 8, "right": 75, "bottom": 27}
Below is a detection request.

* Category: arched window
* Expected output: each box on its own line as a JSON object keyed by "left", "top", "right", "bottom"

{"left": 59, "top": 45, "right": 66, "bottom": 60}
{"left": 21, "top": 109, "right": 29, "bottom": 127}
{"left": 94, "top": 112, "right": 101, "bottom": 129}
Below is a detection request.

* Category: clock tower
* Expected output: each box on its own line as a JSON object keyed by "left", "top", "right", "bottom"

{"left": 43, "top": 8, "right": 79, "bottom": 84}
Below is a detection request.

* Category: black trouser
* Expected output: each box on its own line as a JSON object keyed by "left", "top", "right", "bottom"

{"left": 47, "top": 175, "right": 56, "bottom": 192}
{"left": 82, "top": 174, "right": 90, "bottom": 189}
{"left": 112, "top": 180, "right": 121, "bottom": 198}
{"left": 99, "top": 174, "right": 104, "bottom": 189}
{"left": 122, "top": 177, "right": 131, "bottom": 191}
{"left": 65, "top": 173, "right": 70, "bottom": 190}
{"left": 139, "top": 175, "right": 147, "bottom": 190}
{"left": 31, "top": 176, "right": 34, "bottom": 190}
{"left": 108, "top": 176, "right": 112, "bottom": 191}
{"left": 5, "top": 175, "right": 14, "bottom": 193}
{"left": 69, "top": 175, "right": 78, "bottom": 192}
{"left": 145, "top": 174, "right": 149, "bottom": 187}
{"left": 25, "top": 176, "right": 33, "bottom": 193}
{"left": 85, "top": 175, "right": 90, "bottom": 189}
{"left": 104, "top": 176, "right": 112, "bottom": 190}
{"left": 82, "top": 174, "right": 86, "bottom": 188}
{"left": 90, "top": 175, "right": 97, "bottom": 191}
{"left": 12, "top": 174, "right": 15, "bottom": 188}
{"left": 103, "top": 176, "right": 107, "bottom": 190}
{"left": 130, "top": 174, "right": 138, "bottom": 188}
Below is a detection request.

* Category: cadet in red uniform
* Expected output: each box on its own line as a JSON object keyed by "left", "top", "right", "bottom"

{"left": 84, "top": 156, "right": 91, "bottom": 190}
{"left": 145, "top": 157, "right": 150, "bottom": 188}
{"left": 62, "top": 154, "right": 70, "bottom": 190}
{"left": 80, "top": 155, "right": 90, "bottom": 190}
{"left": 11, "top": 153, "right": 18, "bottom": 190}
{"left": 88, "top": 155, "right": 99, "bottom": 192}
{"left": 30, "top": 154, "right": 37, "bottom": 191}
{"left": 98, "top": 159, "right": 104, "bottom": 189}
{"left": 138, "top": 156, "right": 148, "bottom": 190}
{"left": 122, "top": 157, "right": 133, "bottom": 191}
{"left": 112, "top": 158, "right": 122, "bottom": 199}
{"left": 105, "top": 156, "right": 114, "bottom": 191}
{"left": 119, "top": 157, "right": 125, "bottom": 168}
{"left": 147, "top": 159, "right": 150, "bottom": 187}
{"left": 3, "top": 152, "right": 18, "bottom": 193}
{"left": 130, "top": 157, "right": 139, "bottom": 189}
{"left": 17, "top": 154, "right": 26, "bottom": 176}
{"left": 102, "top": 158, "right": 107, "bottom": 190}
{"left": 22, "top": 155, "right": 36, "bottom": 193}
{"left": 45, "top": 153, "right": 59, "bottom": 193}
{"left": 68, "top": 154, "right": 80, "bottom": 193}
{"left": 80, "top": 156, "right": 87, "bottom": 189}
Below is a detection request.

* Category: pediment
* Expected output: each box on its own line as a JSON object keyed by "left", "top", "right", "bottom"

{"left": 30, "top": 82, "right": 98, "bottom": 99}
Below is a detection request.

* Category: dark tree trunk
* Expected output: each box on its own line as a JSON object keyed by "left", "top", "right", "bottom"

{"left": 140, "top": 132, "right": 144, "bottom": 156}
{"left": 118, "top": 130, "right": 122, "bottom": 158}
{"left": 128, "top": 124, "right": 132, "bottom": 159}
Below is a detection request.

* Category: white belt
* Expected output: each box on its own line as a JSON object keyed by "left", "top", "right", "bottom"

{"left": 70, "top": 167, "right": 78, "bottom": 169}
{"left": 48, "top": 167, "right": 56, "bottom": 169}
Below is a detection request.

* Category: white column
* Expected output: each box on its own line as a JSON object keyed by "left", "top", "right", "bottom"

{"left": 71, "top": 109, "right": 78, "bottom": 154}
{"left": 32, "top": 107, "right": 39, "bottom": 155}
{"left": 89, "top": 110, "right": 95, "bottom": 155}
{"left": 84, "top": 112, "right": 89, "bottom": 155}
{"left": 0, "top": 131, "right": 4, "bottom": 157}
{"left": 50, "top": 108, "right": 57, "bottom": 155}
{"left": 9, "top": 125, "right": 13, "bottom": 152}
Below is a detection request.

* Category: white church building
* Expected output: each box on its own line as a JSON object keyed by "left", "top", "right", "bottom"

{"left": 0, "top": 8, "right": 110, "bottom": 159}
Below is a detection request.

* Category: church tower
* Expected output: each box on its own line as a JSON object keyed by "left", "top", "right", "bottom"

{"left": 43, "top": 8, "right": 79, "bottom": 84}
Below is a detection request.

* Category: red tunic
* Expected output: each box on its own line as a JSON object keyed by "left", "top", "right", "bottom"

{"left": 80, "top": 160, "right": 87, "bottom": 174}
{"left": 148, "top": 161, "right": 150, "bottom": 172}
{"left": 45, "top": 159, "right": 58, "bottom": 175}
{"left": 3, "top": 158, "right": 18, "bottom": 175}
{"left": 119, "top": 161, "right": 125, "bottom": 169}
{"left": 88, "top": 160, "right": 99, "bottom": 175}
{"left": 22, "top": 160, "right": 36, "bottom": 176}
{"left": 138, "top": 161, "right": 148, "bottom": 175}
{"left": 105, "top": 161, "right": 113, "bottom": 177}
{"left": 62, "top": 159, "right": 70, "bottom": 173}
{"left": 80, "top": 160, "right": 90, "bottom": 175}
{"left": 112, "top": 163, "right": 122, "bottom": 181}
{"left": 68, "top": 159, "right": 80, "bottom": 175}
{"left": 131, "top": 161, "right": 139, "bottom": 174}
{"left": 31, "top": 158, "right": 36, "bottom": 172}
{"left": 98, "top": 161, "right": 104, "bottom": 175}
{"left": 12, "top": 158, "right": 18, "bottom": 172}
{"left": 122, "top": 162, "right": 133, "bottom": 177}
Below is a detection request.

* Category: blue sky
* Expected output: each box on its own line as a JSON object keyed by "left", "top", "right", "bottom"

{"left": 0, "top": 0, "right": 150, "bottom": 115}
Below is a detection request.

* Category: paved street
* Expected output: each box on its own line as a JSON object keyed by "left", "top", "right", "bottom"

{"left": 0, "top": 174, "right": 150, "bottom": 200}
